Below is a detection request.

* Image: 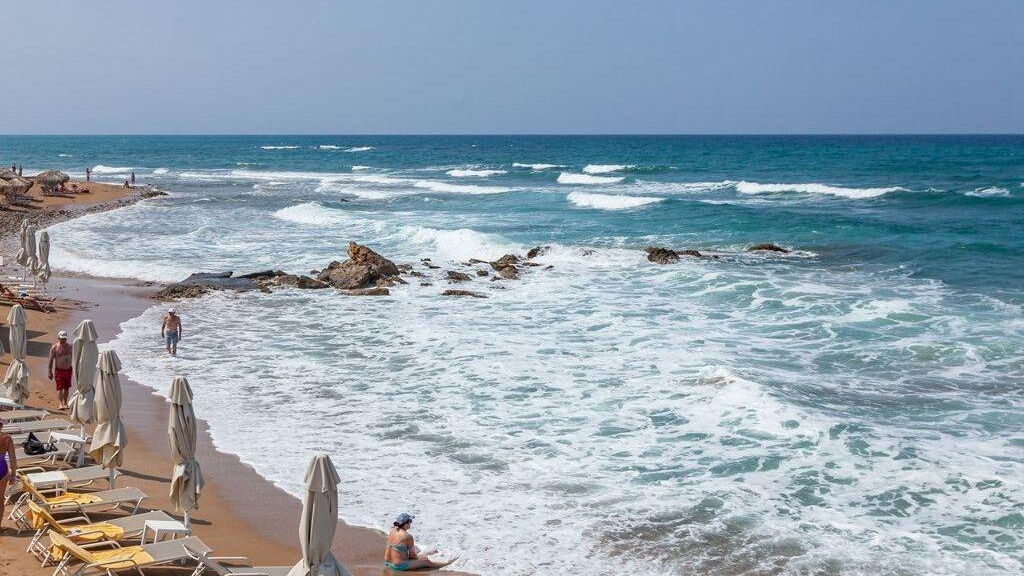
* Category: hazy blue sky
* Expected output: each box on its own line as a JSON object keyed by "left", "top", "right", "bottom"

{"left": 3, "top": 0, "right": 1021, "bottom": 134}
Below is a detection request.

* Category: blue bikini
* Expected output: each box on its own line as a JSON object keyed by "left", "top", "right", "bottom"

{"left": 0, "top": 452, "right": 8, "bottom": 482}
{"left": 385, "top": 543, "right": 410, "bottom": 571}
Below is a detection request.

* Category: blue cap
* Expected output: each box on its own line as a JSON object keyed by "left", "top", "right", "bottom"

{"left": 395, "top": 513, "right": 415, "bottom": 526}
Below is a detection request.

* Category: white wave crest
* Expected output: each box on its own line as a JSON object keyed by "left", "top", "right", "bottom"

{"left": 735, "top": 181, "right": 904, "bottom": 199}
{"left": 260, "top": 146, "right": 300, "bottom": 150}
{"left": 965, "top": 186, "right": 1010, "bottom": 197}
{"left": 446, "top": 169, "right": 508, "bottom": 178}
{"left": 557, "top": 172, "right": 625, "bottom": 185}
{"left": 91, "top": 165, "right": 132, "bottom": 174}
{"left": 412, "top": 180, "right": 511, "bottom": 195}
{"left": 513, "top": 163, "right": 565, "bottom": 171}
{"left": 345, "top": 146, "right": 375, "bottom": 152}
{"left": 583, "top": 164, "right": 634, "bottom": 174}
{"left": 567, "top": 191, "right": 664, "bottom": 210}
{"left": 351, "top": 166, "right": 371, "bottom": 171}
{"left": 318, "top": 145, "right": 341, "bottom": 149}
{"left": 273, "top": 202, "right": 352, "bottom": 226}
{"left": 400, "top": 226, "right": 524, "bottom": 262}
{"left": 152, "top": 168, "right": 169, "bottom": 175}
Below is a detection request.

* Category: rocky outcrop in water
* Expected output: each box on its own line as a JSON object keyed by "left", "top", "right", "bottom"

{"left": 446, "top": 270, "right": 472, "bottom": 283}
{"left": 747, "top": 243, "right": 790, "bottom": 253}
{"left": 442, "top": 289, "right": 487, "bottom": 298}
{"left": 318, "top": 242, "right": 401, "bottom": 289}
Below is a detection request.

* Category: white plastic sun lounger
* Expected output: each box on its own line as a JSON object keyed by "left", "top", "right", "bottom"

{"left": 0, "top": 408, "right": 47, "bottom": 423}
{"left": 28, "top": 509, "right": 175, "bottom": 566}
{"left": 6, "top": 418, "right": 73, "bottom": 435}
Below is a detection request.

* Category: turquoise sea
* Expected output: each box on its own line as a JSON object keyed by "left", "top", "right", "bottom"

{"left": 2, "top": 135, "right": 1022, "bottom": 576}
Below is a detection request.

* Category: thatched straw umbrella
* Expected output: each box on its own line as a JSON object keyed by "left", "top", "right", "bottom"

{"left": 35, "top": 170, "right": 69, "bottom": 193}
{"left": 7, "top": 177, "right": 34, "bottom": 194}
{"left": 0, "top": 169, "right": 18, "bottom": 180}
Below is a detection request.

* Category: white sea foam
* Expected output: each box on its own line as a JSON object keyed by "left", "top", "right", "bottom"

{"left": 583, "top": 164, "right": 634, "bottom": 174}
{"left": 446, "top": 169, "right": 508, "bottom": 178}
{"left": 965, "top": 186, "right": 1011, "bottom": 197}
{"left": 557, "top": 172, "right": 625, "bottom": 185}
{"left": 318, "top": 145, "right": 342, "bottom": 149}
{"left": 567, "top": 191, "right": 664, "bottom": 210}
{"left": 413, "top": 180, "right": 511, "bottom": 195}
{"left": 345, "top": 146, "right": 375, "bottom": 152}
{"left": 513, "top": 163, "right": 565, "bottom": 171}
{"left": 273, "top": 202, "right": 353, "bottom": 226}
{"left": 351, "top": 165, "right": 371, "bottom": 171}
{"left": 260, "top": 145, "right": 300, "bottom": 150}
{"left": 58, "top": 153, "right": 73, "bottom": 157}
{"left": 735, "top": 181, "right": 904, "bottom": 199}
{"left": 91, "top": 165, "right": 133, "bottom": 174}
{"left": 152, "top": 168, "right": 169, "bottom": 175}
{"left": 400, "top": 226, "right": 524, "bottom": 262}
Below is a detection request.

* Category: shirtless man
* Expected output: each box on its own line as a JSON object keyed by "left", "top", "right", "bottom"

{"left": 48, "top": 331, "right": 73, "bottom": 409}
{"left": 162, "top": 308, "right": 182, "bottom": 356}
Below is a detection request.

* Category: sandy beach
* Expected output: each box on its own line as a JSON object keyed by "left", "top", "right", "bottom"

{"left": 0, "top": 182, "right": 468, "bottom": 576}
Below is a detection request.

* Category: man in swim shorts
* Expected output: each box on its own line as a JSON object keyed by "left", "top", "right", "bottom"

{"left": 48, "top": 330, "right": 73, "bottom": 409}
{"left": 162, "top": 308, "right": 182, "bottom": 356}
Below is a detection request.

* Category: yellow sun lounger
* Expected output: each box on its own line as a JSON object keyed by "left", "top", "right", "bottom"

{"left": 9, "top": 482, "right": 148, "bottom": 533}
{"left": 47, "top": 530, "right": 212, "bottom": 576}
{"left": 26, "top": 504, "right": 174, "bottom": 566}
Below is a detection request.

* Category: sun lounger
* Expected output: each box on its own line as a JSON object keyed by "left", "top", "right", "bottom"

{"left": 20, "top": 465, "right": 115, "bottom": 493}
{"left": 0, "top": 282, "right": 53, "bottom": 312}
{"left": 6, "top": 418, "right": 73, "bottom": 435}
{"left": 9, "top": 485, "right": 148, "bottom": 533}
{"left": 0, "top": 408, "right": 47, "bottom": 423}
{"left": 14, "top": 441, "right": 78, "bottom": 468}
{"left": 185, "top": 546, "right": 293, "bottom": 576}
{"left": 0, "top": 396, "right": 24, "bottom": 410}
{"left": 48, "top": 531, "right": 212, "bottom": 576}
{"left": 27, "top": 507, "right": 174, "bottom": 565}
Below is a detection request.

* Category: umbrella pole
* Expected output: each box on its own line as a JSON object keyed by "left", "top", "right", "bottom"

{"left": 184, "top": 511, "right": 191, "bottom": 531}
{"left": 109, "top": 467, "right": 116, "bottom": 489}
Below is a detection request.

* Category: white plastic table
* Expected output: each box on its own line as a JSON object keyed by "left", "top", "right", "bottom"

{"left": 24, "top": 470, "right": 68, "bottom": 492}
{"left": 142, "top": 519, "right": 190, "bottom": 544}
{"left": 48, "top": 431, "right": 89, "bottom": 467}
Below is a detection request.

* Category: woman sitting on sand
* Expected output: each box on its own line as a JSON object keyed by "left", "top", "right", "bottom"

{"left": 0, "top": 420, "right": 17, "bottom": 530}
{"left": 384, "top": 513, "right": 456, "bottom": 571}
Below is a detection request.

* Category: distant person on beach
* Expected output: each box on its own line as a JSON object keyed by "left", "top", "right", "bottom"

{"left": 17, "top": 165, "right": 22, "bottom": 176}
{"left": 123, "top": 180, "right": 130, "bottom": 188}
{"left": 130, "top": 171, "right": 136, "bottom": 185}
{"left": 85, "top": 167, "right": 91, "bottom": 181}
{"left": 0, "top": 420, "right": 17, "bottom": 529}
{"left": 48, "top": 331, "right": 74, "bottom": 410}
{"left": 384, "top": 513, "right": 456, "bottom": 571}
{"left": 162, "top": 308, "right": 182, "bottom": 355}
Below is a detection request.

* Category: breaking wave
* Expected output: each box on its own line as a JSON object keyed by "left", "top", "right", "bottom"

{"left": 557, "top": 172, "right": 626, "bottom": 185}
{"left": 567, "top": 191, "right": 664, "bottom": 210}
{"left": 735, "top": 181, "right": 905, "bottom": 199}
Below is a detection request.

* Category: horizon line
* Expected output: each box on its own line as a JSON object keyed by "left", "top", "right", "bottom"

{"left": 1, "top": 133, "right": 1023, "bottom": 138}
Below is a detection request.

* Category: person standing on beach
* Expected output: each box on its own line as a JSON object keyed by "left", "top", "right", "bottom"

{"left": 130, "top": 171, "right": 136, "bottom": 185}
{"left": 85, "top": 167, "right": 91, "bottom": 181}
{"left": 162, "top": 308, "right": 182, "bottom": 356}
{"left": 0, "top": 420, "right": 18, "bottom": 530}
{"left": 48, "top": 331, "right": 73, "bottom": 410}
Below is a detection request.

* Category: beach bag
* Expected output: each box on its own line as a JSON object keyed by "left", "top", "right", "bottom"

{"left": 23, "top": 432, "right": 46, "bottom": 455}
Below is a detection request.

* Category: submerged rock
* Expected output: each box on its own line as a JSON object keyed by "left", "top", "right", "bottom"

{"left": 317, "top": 242, "right": 401, "bottom": 289}
{"left": 491, "top": 254, "right": 520, "bottom": 270}
{"left": 644, "top": 247, "right": 680, "bottom": 264}
{"left": 526, "top": 246, "right": 549, "bottom": 259}
{"left": 346, "top": 287, "right": 390, "bottom": 296}
{"left": 258, "top": 274, "right": 328, "bottom": 290}
{"left": 497, "top": 265, "right": 519, "bottom": 280}
{"left": 748, "top": 243, "right": 790, "bottom": 253}
{"left": 153, "top": 284, "right": 210, "bottom": 300}
{"left": 446, "top": 270, "right": 472, "bottom": 283}
{"left": 442, "top": 289, "right": 488, "bottom": 298}
{"left": 475, "top": 269, "right": 489, "bottom": 277}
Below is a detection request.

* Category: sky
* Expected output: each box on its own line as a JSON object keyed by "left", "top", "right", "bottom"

{"left": 2, "top": 0, "right": 1021, "bottom": 134}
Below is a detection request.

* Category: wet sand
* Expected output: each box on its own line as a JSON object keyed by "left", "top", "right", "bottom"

{"left": 0, "top": 183, "right": 470, "bottom": 575}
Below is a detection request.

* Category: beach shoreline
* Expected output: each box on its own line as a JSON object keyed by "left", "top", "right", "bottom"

{"left": 0, "top": 183, "right": 470, "bottom": 576}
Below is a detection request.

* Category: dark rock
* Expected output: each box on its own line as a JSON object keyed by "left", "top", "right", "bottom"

{"left": 581, "top": 249, "right": 595, "bottom": 257}
{"left": 475, "top": 269, "right": 489, "bottom": 277}
{"left": 748, "top": 243, "right": 790, "bottom": 253}
{"left": 408, "top": 270, "right": 426, "bottom": 277}
{"left": 644, "top": 246, "right": 680, "bottom": 264}
{"left": 236, "top": 269, "right": 286, "bottom": 279}
{"left": 522, "top": 262, "right": 542, "bottom": 267}
{"left": 468, "top": 258, "right": 488, "bottom": 265}
{"left": 317, "top": 242, "right": 401, "bottom": 289}
{"left": 679, "top": 250, "right": 703, "bottom": 258}
{"left": 397, "top": 264, "right": 413, "bottom": 272}
{"left": 442, "top": 289, "right": 487, "bottom": 298}
{"left": 347, "top": 287, "right": 390, "bottom": 296}
{"left": 178, "top": 271, "right": 258, "bottom": 291}
{"left": 526, "top": 246, "right": 549, "bottom": 259}
{"left": 153, "top": 283, "right": 210, "bottom": 300}
{"left": 424, "top": 263, "right": 441, "bottom": 270}
{"left": 446, "top": 270, "right": 472, "bottom": 283}
{"left": 378, "top": 276, "right": 408, "bottom": 286}
{"left": 185, "top": 271, "right": 233, "bottom": 280}
{"left": 310, "top": 269, "right": 321, "bottom": 275}
{"left": 543, "top": 265, "right": 554, "bottom": 270}
{"left": 491, "top": 254, "right": 520, "bottom": 269}
{"left": 420, "top": 282, "right": 433, "bottom": 286}
{"left": 259, "top": 274, "right": 328, "bottom": 289}
{"left": 497, "top": 265, "right": 519, "bottom": 280}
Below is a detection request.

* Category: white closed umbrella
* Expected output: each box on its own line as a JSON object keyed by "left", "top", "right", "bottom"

{"left": 36, "top": 230, "right": 51, "bottom": 289}
{"left": 69, "top": 319, "right": 99, "bottom": 426}
{"left": 168, "top": 376, "right": 204, "bottom": 529}
{"left": 2, "top": 304, "right": 29, "bottom": 405}
{"left": 14, "top": 218, "right": 28, "bottom": 266}
{"left": 287, "top": 454, "right": 353, "bottom": 576}
{"left": 89, "top": 350, "right": 127, "bottom": 486}
{"left": 16, "top": 223, "right": 38, "bottom": 278}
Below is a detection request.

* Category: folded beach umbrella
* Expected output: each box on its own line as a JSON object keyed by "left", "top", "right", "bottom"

{"left": 69, "top": 319, "right": 99, "bottom": 425}
{"left": 89, "top": 350, "right": 127, "bottom": 476}
{"left": 35, "top": 169, "right": 69, "bottom": 193}
{"left": 36, "top": 230, "right": 51, "bottom": 285}
{"left": 287, "top": 454, "right": 353, "bottom": 576}
{"left": 15, "top": 219, "right": 31, "bottom": 267}
{"left": 2, "top": 304, "right": 29, "bottom": 405}
{"left": 168, "top": 376, "right": 204, "bottom": 529}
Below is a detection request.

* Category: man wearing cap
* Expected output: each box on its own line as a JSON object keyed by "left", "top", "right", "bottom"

{"left": 48, "top": 331, "right": 74, "bottom": 410}
{"left": 161, "top": 308, "right": 182, "bottom": 356}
